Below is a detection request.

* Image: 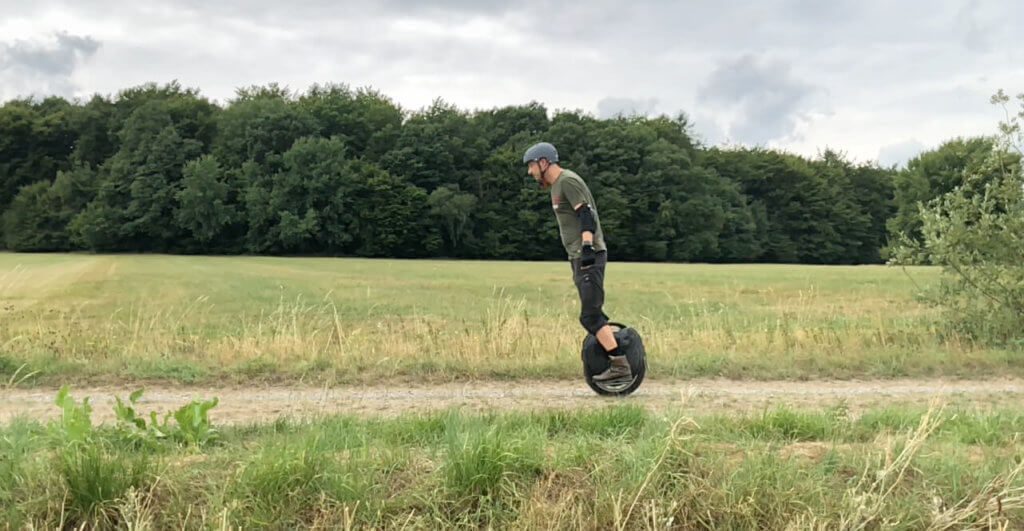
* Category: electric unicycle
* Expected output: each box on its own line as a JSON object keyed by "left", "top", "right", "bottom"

{"left": 581, "top": 322, "right": 647, "bottom": 396}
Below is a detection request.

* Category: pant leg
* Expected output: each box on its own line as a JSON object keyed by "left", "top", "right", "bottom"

{"left": 573, "top": 252, "right": 609, "bottom": 334}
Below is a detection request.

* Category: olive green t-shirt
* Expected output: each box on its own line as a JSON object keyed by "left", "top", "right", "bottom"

{"left": 549, "top": 168, "right": 607, "bottom": 259}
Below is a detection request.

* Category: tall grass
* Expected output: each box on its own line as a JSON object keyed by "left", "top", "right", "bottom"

{"left": 2, "top": 396, "right": 1023, "bottom": 529}
{"left": 57, "top": 441, "right": 154, "bottom": 529}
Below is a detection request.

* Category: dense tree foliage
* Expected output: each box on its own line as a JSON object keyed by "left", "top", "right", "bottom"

{"left": 0, "top": 81, "right": 997, "bottom": 263}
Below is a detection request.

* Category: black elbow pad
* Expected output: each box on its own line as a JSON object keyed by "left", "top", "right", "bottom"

{"left": 577, "top": 204, "right": 597, "bottom": 233}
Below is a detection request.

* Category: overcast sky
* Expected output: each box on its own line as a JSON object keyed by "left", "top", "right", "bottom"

{"left": 2, "top": 0, "right": 1022, "bottom": 166}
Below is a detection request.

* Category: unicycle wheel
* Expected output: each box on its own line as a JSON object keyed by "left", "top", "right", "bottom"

{"left": 581, "top": 322, "right": 647, "bottom": 396}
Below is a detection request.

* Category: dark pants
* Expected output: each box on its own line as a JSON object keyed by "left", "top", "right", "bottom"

{"left": 570, "top": 250, "right": 609, "bottom": 335}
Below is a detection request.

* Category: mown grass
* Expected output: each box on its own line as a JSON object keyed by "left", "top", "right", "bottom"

{"left": 1, "top": 390, "right": 1022, "bottom": 529}
{"left": 0, "top": 253, "right": 1021, "bottom": 386}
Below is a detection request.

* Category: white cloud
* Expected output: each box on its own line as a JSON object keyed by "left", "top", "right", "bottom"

{"left": 878, "top": 139, "right": 928, "bottom": 168}
{"left": 597, "top": 97, "right": 661, "bottom": 119}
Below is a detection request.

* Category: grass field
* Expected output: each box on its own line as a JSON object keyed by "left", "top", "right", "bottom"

{"left": 2, "top": 252, "right": 1021, "bottom": 385}
{"left": 1, "top": 253, "right": 1021, "bottom": 386}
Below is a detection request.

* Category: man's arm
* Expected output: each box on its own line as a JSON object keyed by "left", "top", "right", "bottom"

{"left": 574, "top": 203, "right": 595, "bottom": 245}
{"left": 562, "top": 178, "right": 595, "bottom": 243}
{"left": 562, "top": 177, "right": 598, "bottom": 266}
{"left": 575, "top": 202, "right": 597, "bottom": 268}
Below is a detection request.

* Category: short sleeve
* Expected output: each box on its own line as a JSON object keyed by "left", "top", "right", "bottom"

{"left": 561, "top": 176, "right": 589, "bottom": 209}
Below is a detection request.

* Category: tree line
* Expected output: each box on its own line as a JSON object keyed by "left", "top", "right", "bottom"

{"left": 0, "top": 81, "right": 1006, "bottom": 263}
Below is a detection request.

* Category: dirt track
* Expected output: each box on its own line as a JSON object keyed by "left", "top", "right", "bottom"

{"left": 4, "top": 378, "right": 1024, "bottom": 425}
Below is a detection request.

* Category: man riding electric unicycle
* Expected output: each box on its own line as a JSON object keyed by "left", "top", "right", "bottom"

{"left": 523, "top": 142, "right": 647, "bottom": 396}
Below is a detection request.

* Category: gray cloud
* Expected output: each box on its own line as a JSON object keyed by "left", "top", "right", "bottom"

{"left": 697, "top": 54, "right": 823, "bottom": 145}
{"left": 378, "top": 0, "right": 516, "bottom": 16}
{"left": 0, "top": 31, "right": 100, "bottom": 99}
{"left": 1, "top": 32, "right": 99, "bottom": 76}
{"left": 953, "top": 0, "right": 1022, "bottom": 55}
{"left": 958, "top": 0, "right": 990, "bottom": 53}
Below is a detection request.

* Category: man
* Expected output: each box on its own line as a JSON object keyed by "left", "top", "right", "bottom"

{"left": 523, "top": 141, "right": 631, "bottom": 382}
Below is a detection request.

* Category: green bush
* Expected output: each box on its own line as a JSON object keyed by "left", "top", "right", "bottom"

{"left": 890, "top": 90, "right": 1024, "bottom": 346}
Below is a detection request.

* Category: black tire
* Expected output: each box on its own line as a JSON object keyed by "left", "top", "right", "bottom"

{"left": 581, "top": 322, "right": 647, "bottom": 396}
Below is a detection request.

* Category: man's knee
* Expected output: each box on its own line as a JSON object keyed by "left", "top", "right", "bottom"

{"left": 579, "top": 311, "right": 607, "bottom": 336}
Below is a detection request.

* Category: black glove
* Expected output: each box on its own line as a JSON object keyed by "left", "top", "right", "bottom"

{"left": 581, "top": 243, "right": 596, "bottom": 269}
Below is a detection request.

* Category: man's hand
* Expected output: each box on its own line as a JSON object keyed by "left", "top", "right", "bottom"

{"left": 581, "top": 242, "right": 596, "bottom": 269}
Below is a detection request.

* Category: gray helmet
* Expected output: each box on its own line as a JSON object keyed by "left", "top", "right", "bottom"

{"left": 523, "top": 142, "right": 558, "bottom": 164}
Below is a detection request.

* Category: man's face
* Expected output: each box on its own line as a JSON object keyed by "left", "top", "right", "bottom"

{"left": 526, "top": 159, "right": 546, "bottom": 186}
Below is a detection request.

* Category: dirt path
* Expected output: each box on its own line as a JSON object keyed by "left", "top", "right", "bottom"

{"left": 4, "top": 378, "right": 1023, "bottom": 425}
